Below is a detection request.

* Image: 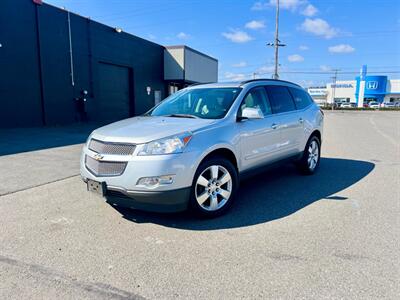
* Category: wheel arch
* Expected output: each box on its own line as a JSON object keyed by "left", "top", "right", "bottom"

{"left": 199, "top": 148, "right": 239, "bottom": 173}
{"left": 309, "top": 129, "right": 322, "bottom": 144}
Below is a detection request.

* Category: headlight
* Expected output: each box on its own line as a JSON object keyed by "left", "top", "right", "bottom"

{"left": 138, "top": 132, "right": 192, "bottom": 155}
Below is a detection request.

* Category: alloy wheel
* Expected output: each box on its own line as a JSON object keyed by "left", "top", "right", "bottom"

{"left": 307, "top": 140, "right": 319, "bottom": 171}
{"left": 195, "top": 165, "right": 233, "bottom": 211}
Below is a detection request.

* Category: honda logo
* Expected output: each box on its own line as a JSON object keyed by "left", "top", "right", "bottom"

{"left": 367, "top": 81, "right": 378, "bottom": 89}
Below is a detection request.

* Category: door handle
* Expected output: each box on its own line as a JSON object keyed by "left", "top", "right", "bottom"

{"left": 299, "top": 118, "right": 304, "bottom": 124}
{"left": 271, "top": 123, "right": 279, "bottom": 129}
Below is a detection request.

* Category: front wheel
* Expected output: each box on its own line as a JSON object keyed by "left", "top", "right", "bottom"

{"left": 297, "top": 136, "right": 321, "bottom": 175}
{"left": 189, "top": 156, "right": 238, "bottom": 217}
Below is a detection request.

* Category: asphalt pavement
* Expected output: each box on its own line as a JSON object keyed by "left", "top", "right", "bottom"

{"left": 0, "top": 111, "right": 399, "bottom": 299}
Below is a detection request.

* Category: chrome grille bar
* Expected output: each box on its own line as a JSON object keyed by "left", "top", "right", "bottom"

{"left": 89, "top": 139, "right": 136, "bottom": 155}
{"left": 85, "top": 155, "right": 127, "bottom": 177}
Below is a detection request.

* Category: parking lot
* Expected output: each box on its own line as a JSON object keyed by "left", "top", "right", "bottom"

{"left": 0, "top": 111, "right": 399, "bottom": 299}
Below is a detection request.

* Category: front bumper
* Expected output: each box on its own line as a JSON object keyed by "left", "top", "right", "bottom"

{"left": 80, "top": 143, "right": 201, "bottom": 212}
{"left": 105, "top": 186, "right": 191, "bottom": 213}
{"left": 80, "top": 145, "right": 200, "bottom": 192}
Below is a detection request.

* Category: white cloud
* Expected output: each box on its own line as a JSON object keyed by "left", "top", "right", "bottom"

{"left": 301, "top": 4, "right": 318, "bottom": 16}
{"left": 224, "top": 72, "right": 249, "bottom": 81}
{"left": 299, "top": 45, "right": 309, "bottom": 50}
{"left": 251, "top": 1, "right": 269, "bottom": 10}
{"left": 320, "top": 65, "right": 332, "bottom": 71}
{"left": 271, "top": 0, "right": 305, "bottom": 10}
{"left": 222, "top": 29, "right": 253, "bottom": 43}
{"left": 288, "top": 54, "right": 304, "bottom": 62}
{"left": 177, "top": 32, "right": 190, "bottom": 40}
{"left": 328, "top": 44, "right": 355, "bottom": 53}
{"left": 299, "top": 79, "right": 316, "bottom": 87}
{"left": 252, "top": 0, "right": 305, "bottom": 11}
{"left": 300, "top": 18, "right": 338, "bottom": 39}
{"left": 257, "top": 65, "right": 275, "bottom": 73}
{"left": 232, "top": 61, "right": 248, "bottom": 68}
{"left": 245, "top": 20, "right": 265, "bottom": 30}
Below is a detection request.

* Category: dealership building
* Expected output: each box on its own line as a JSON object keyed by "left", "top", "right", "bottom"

{"left": 0, "top": 0, "right": 218, "bottom": 128}
{"left": 308, "top": 75, "right": 400, "bottom": 105}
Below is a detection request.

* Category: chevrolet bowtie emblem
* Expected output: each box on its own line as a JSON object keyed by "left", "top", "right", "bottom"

{"left": 93, "top": 153, "right": 104, "bottom": 161}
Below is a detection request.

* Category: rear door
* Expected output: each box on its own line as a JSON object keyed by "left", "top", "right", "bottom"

{"left": 265, "top": 85, "right": 304, "bottom": 156}
{"left": 288, "top": 86, "right": 315, "bottom": 149}
{"left": 238, "top": 87, "right": 282, "bottom": 170}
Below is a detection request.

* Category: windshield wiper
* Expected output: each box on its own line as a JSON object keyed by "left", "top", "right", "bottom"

{"left": 165, "top": 114, "right": 199, "bottom": 119}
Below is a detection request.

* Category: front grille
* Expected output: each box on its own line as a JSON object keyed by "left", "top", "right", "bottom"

{"left": 89, "top": 139, "right": 136, "bottom": 155}
{"left": 85, "top": 155, "right": 127, "bottom": 177}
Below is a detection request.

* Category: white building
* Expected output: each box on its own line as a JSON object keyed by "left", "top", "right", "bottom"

{"left": 308, "top": 76, "right": 400, "bottom": 105}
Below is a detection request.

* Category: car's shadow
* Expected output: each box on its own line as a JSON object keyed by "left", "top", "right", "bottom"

{"left": 110, "top": 158, "right": 374, "bottom": 230}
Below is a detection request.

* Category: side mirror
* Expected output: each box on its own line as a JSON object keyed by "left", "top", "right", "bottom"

{"left": 238, "top": 107, "right": 264, "bottom": 121}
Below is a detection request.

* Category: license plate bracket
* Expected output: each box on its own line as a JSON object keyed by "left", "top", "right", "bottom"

{"left": 87, "top": 179, "right": 106, "bottom": 196}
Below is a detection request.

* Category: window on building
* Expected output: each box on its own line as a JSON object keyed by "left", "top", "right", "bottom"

{"left": 265, "top": 86, "right": 296, "bottom": 113}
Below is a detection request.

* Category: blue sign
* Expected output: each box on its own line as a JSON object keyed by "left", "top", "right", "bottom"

{"left": 355, "top": 75, "right": 388, "bottom": 103}
{"left": 366, "top": 81, "right": 378, "bottom": 89}
{"left": 360, "top": 65, "right": 367, "bottom": 81}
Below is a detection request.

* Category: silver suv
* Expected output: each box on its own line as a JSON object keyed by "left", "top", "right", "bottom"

{"left": 81, "top": 79, "right": 324, "bottom": 217}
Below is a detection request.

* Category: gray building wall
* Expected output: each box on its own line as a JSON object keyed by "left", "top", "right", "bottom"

{"left": 164, "top": 46, "right": 218, "bottom": 84}
{"left": 0, "top": 0, "right": 166, "bottom": 128}
{"left": 185, "top": 48, "right": 218, "bottom": 83}
{"left": 164, "top": 48, "right": 185, "bottom": 81}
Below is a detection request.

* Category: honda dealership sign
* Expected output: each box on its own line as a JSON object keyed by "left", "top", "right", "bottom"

{"left": 367, "top": 81, "right": 378, "bottom": 90}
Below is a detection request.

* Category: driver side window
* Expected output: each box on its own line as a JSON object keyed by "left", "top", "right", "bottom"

{"left": 239, "top": 87, "right": 272, "bottom": 117}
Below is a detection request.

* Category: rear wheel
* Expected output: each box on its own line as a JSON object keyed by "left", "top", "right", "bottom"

{"left": 190, "top": 156, "right": 238, "bottom": 217}
{"left": 297, "top": 136, "right": 321, "bottom": 175}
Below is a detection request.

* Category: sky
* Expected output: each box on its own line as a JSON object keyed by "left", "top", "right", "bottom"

{"left": 46, "top": 0, "right": 400, "bottom": 87}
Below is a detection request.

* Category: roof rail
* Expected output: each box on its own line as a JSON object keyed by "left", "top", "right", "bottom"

{"left": 188, "top": 82, "right": 213, "bottom": 87}
{"left": 239, "top": 78, "right": 301, "bottom": 87}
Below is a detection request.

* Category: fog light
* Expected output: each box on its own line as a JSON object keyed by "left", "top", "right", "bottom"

{"left": 137, "top": 175, "right": 175, "bottom": 188}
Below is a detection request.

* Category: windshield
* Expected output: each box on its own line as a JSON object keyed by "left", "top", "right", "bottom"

{"left": 149, "top": 88, "right": 242, "bottom": 119}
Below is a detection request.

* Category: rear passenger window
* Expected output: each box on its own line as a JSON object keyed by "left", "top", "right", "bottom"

{"left": 289, "top": 87, "right": 313, "bottom": 110}
{"left": 265, "top": 86, "right": 296, "bottom": 114}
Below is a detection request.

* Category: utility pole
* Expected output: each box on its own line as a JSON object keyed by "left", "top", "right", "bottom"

{"left": 331, "top": 69, "right": 340, "bottom": 110}
{"left": 267, "top": 0, "right": 285, "bottom": 79}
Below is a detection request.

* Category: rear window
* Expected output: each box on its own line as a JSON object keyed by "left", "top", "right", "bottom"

{"left": 289, "top": 87, "right": 313, "bottom": 110}
{"left": 265, "top": 86, "right": 296, "bottom": 114}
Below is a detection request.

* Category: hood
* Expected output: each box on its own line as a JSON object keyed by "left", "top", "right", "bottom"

{"left": 91, "top": 116, "right": 217, "bottom": 144}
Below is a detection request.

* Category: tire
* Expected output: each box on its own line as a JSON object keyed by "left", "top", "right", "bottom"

{"left": 297, "top": 135, "right": 321, "bottom": 175}
{"left": 189, "top": 156, "right": 238, "bottom": 218}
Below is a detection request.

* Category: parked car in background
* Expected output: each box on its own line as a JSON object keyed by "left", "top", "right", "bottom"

{"left": 80, "top": 79, "right": 324, "bottom": 217}
{"left": 334, "top": 101, "right": 347, "bottom": 108}
{"left": 340, "top": 103, "right": 356, "bottom": 108}
{"left": 368, "top": 101, "right": 380, "bottom": 108}
{"left": 381, "top": 102, "right": 395, "bottom": 108}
